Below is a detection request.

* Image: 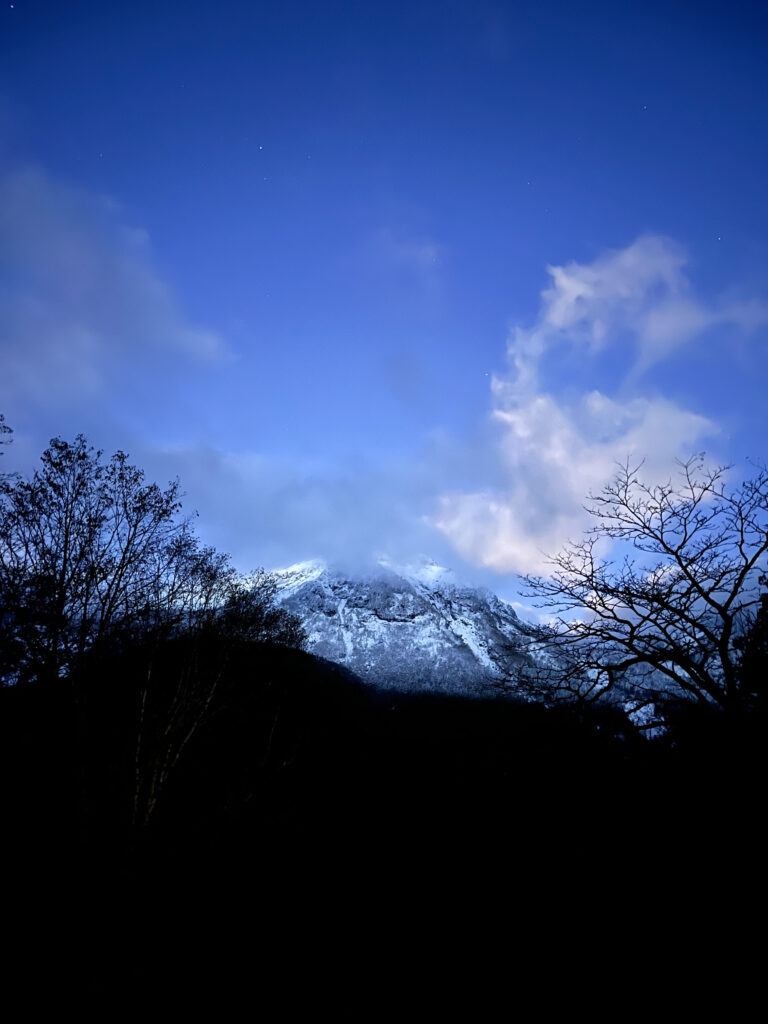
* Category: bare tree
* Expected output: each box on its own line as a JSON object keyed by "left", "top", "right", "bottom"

{"left": 0, "top": 434, "right": 187, "bottom": 684}
{"left": 0, "top": 413, "right": 10, "bottom": 451}
{"left": 521, "top": 456, "right": 768, "bottom": 712}
{"left": 131, "top": 555, "right": 307, "bottom": 826}
{"left": 0, "top": 426, "right": 307, "bottom": 827}
{"left": 0, "top": 432, "right": 306, "bottom": 683}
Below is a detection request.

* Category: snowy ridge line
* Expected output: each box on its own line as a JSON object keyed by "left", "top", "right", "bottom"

{"left": 272, "top": 557, "right": 535, "bottom": 695}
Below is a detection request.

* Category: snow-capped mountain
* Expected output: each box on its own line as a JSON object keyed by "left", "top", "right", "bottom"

{"left": 273, "top": 558, "right": 537, "bottom": 695}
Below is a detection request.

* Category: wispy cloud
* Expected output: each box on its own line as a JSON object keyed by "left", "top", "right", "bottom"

{"left": 507, "top": 235, "right": 768, "bottom": 387}
{"left": 433, "top": 391, "right": 717, "bottom": 574}
{"left": 2, "top": 189, "right": 762, "bottom": 589}
{"left": 431, "top": 236, "right": 759, "bottom": 574}
{"left": 0, "top": 166, "right": 228, "bottom": 420}
{"left": 139, "top": 441, "right": 454, "bottom": 575}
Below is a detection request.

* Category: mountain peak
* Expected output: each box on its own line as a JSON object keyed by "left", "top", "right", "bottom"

{"left": 273, "top": 557, "right": 532, "bottom": 694}
{"left": 271, "top": 559, "right": 328, "bottom": 597}
{"left": 376, "top": 556, "right": 457, "bottom": 590}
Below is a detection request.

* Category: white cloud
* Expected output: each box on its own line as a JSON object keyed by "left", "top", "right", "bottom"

{"left": 434, "top": 390, "right": 717, "bottom": 574}
{"left": 541, "top": 235, "right": 686, "bottom": 335}
{"left": 507, "top": 234, "right": 768, "bottom": 386}
{"left": 0, "top": 166, "right": 228, "bottom": 417}
{"left": 432, "top": 236, "right": 735, "bottom": 575}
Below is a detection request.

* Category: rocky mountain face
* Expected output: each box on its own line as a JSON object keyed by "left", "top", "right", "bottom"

{"left": 273, "top": 559, "right": 538, "bottom": 695}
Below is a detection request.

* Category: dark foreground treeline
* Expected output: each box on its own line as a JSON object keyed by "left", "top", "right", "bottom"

{"left": 2, "top": 631, "right": 765, "bottom": 998}
{"left": 5, "top": 633, "right": 764, "bottom": 869}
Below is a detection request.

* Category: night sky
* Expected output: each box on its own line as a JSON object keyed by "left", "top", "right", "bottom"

{"left": 1, "top": 0, "right": 767, "bottom": 602}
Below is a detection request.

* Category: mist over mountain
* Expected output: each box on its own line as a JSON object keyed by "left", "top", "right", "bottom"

{"left": 274, "top": 557, "right": 538, "bottom": 695}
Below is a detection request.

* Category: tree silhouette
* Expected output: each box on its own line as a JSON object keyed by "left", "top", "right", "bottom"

{"left": 0, "top": 426, "right": 307, "bottom": 827}
{"left": 0, "top": 414, "right": 11, "bottom": 477}
{"left": 522, "top": 456, "right": 768, "bottom": 712}
{"left": 0, "top": 434, "right": 184, "bottom": 684}
{"left": 734, "top": 573, "right": 768, "bottom": 712}
{"left": 0, "top": 431, "right": 305, "bottom": 687}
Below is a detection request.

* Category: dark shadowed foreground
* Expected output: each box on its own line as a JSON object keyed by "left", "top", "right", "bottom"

{"left": 0, "top": 425, "right": 764, "bottom": 1007}
{"left": 2, "top": 633, "right": 764, "bottom": 1006}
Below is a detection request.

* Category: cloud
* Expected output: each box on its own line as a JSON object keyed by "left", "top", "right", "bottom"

{"left": 636, "top": 296, "right": 768, "bottom": 371}
{"left": 432, "top": 236, "right": 737, "bottom": 575}
{"left": 2, "top": 185, "right": 761, "bottom": 593}
{"left": 508, "top": 235, "right": 768, "bottom": 386}
{"left": 138, "top": 442, "right": 456, "bottom": 576}
{"left": 0, "top": 166, "right": 228, "bottom": 418}
{"left": 434, "top": 391, "right": 717, "bottom": 574}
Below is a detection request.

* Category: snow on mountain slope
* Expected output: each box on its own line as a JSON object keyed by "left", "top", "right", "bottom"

{"left": 273, "top": 559, "right": 537, "bottom": 695}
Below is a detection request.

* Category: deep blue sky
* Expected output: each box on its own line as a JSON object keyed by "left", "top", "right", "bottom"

{"left": 1, "top": 0, "right": 767, "bottom": 599}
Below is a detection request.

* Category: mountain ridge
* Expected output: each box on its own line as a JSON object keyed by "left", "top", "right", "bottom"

{"left": 273, "top": 558, "right": 537, "bottom": 695}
